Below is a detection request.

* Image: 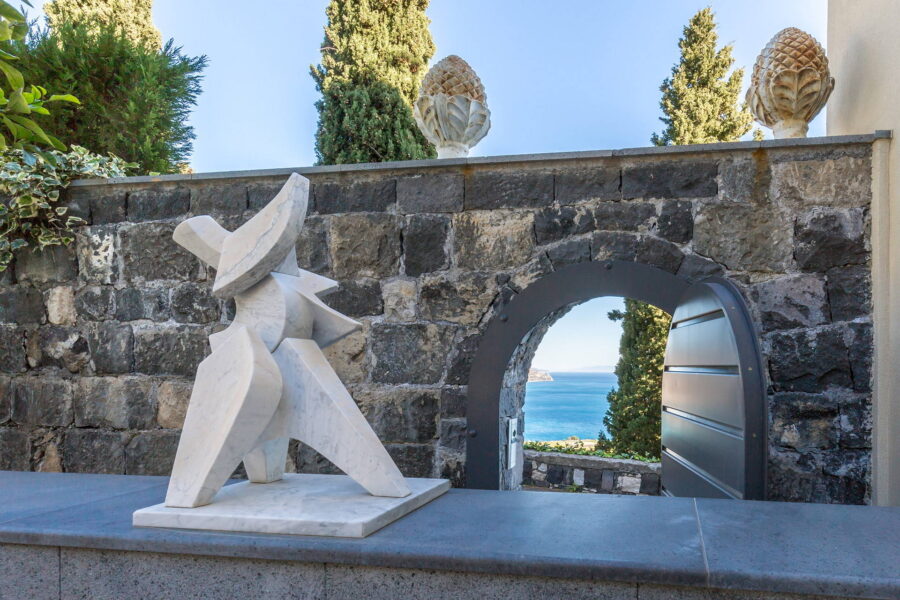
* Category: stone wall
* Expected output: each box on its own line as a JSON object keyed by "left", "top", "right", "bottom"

{"left": 0, "top": 137, "right": 876, "bottom": 504}
{"left": 522, "top": 450, "right": 661, "bottom": 495}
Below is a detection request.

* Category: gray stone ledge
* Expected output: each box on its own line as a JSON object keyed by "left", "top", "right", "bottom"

{"left": 524, "top": 449, "right": 661, "bottom": 473}
{"left": 0, "top": 472, "right": 896, "bottom": 599}
{"left": 68, "top": 132, "right": 889, "bottom": 188}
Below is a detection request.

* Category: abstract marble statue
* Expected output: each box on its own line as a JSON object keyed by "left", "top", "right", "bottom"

{"left": 413, "top": 55, "right": 491, "bottom": 158}
{"left": 133, "top": 174, "right": 448, "bottom": 537}
{"left": 746, "top": 27, "right": 834, "bottom": 139}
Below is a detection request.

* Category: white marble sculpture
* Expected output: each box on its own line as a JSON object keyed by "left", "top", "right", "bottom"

{"left": 746, "top": 27, "right": 834, "bottom": 139}
{"left": 133, "top": 174, "right": 448, "bottom": 537}
{"left": 413, "top": 55, "right": 491, "bottom": 158}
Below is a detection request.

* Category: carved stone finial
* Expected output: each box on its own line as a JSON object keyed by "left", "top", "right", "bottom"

{"left": 746, "top": 27, "right": 835, "bottom": 139}
{"left": 413, "top": 55, "right": 491, "bottom": 159}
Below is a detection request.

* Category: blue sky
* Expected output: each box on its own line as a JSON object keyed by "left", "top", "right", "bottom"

{"left": 30, "top": 0, "right": 828, "bottom": 370}
{"left": 32, "top": 0, "right": 827, "bottom": 172}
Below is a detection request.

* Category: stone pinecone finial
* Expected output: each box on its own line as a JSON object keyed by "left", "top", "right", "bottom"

{"left": 414, "top": 55, "right": 491, "bottom": 159}
{"left": 746, "top": 27, "right": 835, "bottom": 139}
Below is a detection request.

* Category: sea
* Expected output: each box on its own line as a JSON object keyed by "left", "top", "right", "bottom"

{"left": 523, "top": 372, "right": 618, "bottom": 441}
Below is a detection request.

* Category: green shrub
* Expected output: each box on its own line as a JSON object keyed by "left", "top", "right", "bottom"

{"left": 17, "top": 23, "right": 206, "bottom": 174}
{"left": 523, "top": 441, "right": 657, "bottom": 463}
{"left": 0, "top": 145, "right": 133, "bottom": 269}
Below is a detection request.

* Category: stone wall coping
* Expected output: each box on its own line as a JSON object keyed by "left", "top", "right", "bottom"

{"left": 68, "top": 131, "right": 891, "bottom": 187}
{"left": 524, "top": 449, "right": 662, "bottom": 474}
{"left": 0, "top": 472, "right": 897, "bottom": 599}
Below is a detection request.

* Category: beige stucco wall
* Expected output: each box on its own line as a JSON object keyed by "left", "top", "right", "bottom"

{"left": 828, "top": 0, "right": 899, "bottom": 506}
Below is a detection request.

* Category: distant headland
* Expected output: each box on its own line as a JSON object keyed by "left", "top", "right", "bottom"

{"left": 528, "top": 368, "right": 553, "bottom": 382}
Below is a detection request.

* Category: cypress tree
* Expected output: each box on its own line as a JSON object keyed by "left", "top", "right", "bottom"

{"left": 44, "top": 0, "right": 161, "bottom": 49}
{"left": 600, "top": 301, "right": 671, "bottom": 459}
{"left": 651, "top": 7, "right": 755, "bottom": 146}
{"left": 311, "top": 0, "right": 435, "bottom": 165}
{"left": 601, "top": 9, "right": 756, "bottom": 459}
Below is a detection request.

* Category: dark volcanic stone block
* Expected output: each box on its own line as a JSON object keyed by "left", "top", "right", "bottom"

{"left": 296, "top": 215, "right": 330, "bottom": 275}
{"left": 120, "top": 223, "right": 199, "bottom": 283}
{"left": 75, "top": 286, "right": 114, "bottom": 321}
{"left": 534, "top": 206, "right": 593, "bottom": 244}
{"left": 555, "top": 168, "right": 621, "bottom": 203}
{"left": 74, "top": 377, "right": 155, "bottom": 430}
{"left": 87, "top": 321, "right": 134, "bottom": 375}
{"left": 322, "top": 279, "right": 383, "bottom": 317}
{"left": 15, "top": 245, "right": 78, "bottom": 284}
{"left": 397, "top": 174, "right": 464, "bottom": 213}
{"left": 657, "top": 200, "right": 693, "bottom": 243}
{"left": 752, "top": 274, "right": 829, "bottom": 331}
{"left": 125, "top": 431, "right": 180, "bottom": 475}
{"left": 440, "top": 387, "right": 467, "bottom": 419}
{"left": 12, "top": 377, "right": 73, "bottom": 427}
{"left": 795, "top": 207, "right": 868, "bottom": 272}
{"left": 114, "top": 287, "right": 169, "bottom": 322}
{"left": 171, "top": 282, "right": 220, "bottom": 323}
{"left": 593, "top": 201, "right": 656, "bottom": 232}
{"left": 128, "top": 187, "right": 190, "bottom": 221}
{"left": 767, "top": 326, "right": 853, "bottom": 392}
{"left": 248, "top": 180, "right": 292, "bottom": 211}
{"left": 465, "top": 171, "right": 553, "bottom": 210}
{"left": 190, "top": 183, "right": 247, "bottom": 216}
{"left": 547, "top": 239, "right": 591, "bottom": 267}
{"left": 676, "top": 254, "right": 725, "bottom": 282}
{"left": 446, "top": 333, "right": 480, "bottom": 385}
{"left": 385, "top": 443, "right": 434, "bottom": 478}
{"left": 329, "top": 213, "right": 401, "bottom": 279}
{"left": 827, "top": 265, "right": 871, "bottom": 322}
{"left": 404, "top": 214, "right": 450, "bottom": 276}
{"left": 62, "top": 429, "right": 127, "bottom": 474}
{"left": 370, "top": 323, "right": 456, "bottom": 384}
{"left": 0, "top": 427, "right": 29, "bottom": 470}
{"left": 89, "top": 190, "right": 128, "bottom": 224}
{"left": 0, "top": 286, "right": 45, "bottom": 325}
{"left": 133, "top": 325, "right": 208, "bottom": 377}
{"left": 640, "top": 473, "right": 661, "bottom": 495}
{"left": 0, "top": 325, "right": 26, "bottom": 372}
{"left": 315, "top": 178, "right": 395, "bottom": 214}
{"left": 622, "top": 162, "right": 718, "bottom": 199}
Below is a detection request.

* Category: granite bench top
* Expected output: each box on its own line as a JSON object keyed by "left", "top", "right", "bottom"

{"left": 0, "top": 471, "right": 897, "bottom": 599}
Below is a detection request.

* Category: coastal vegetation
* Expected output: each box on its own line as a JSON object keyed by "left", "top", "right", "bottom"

{"left": 596, "top": 8, "right": 755, "bottom": 460}
{"left": 523, "top": 440, "right": 656, "bottom": 463}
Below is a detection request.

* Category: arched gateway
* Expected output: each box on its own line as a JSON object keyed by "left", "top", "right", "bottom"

{"left": 466, "top": 260, "right": 767, "bottom": 499}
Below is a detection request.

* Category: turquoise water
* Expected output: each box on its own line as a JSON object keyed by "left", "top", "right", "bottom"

{"left": 524, "top": 372, "right": 617, "bottom": 441}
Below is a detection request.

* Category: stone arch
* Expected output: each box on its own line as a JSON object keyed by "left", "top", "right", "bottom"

{"left": 465, "top": 260, "right": 691, "bottom": 490}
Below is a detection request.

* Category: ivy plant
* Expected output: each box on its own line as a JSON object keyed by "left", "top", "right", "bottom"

{"left": 0, "top": 145, "right": 133, "bottom": 269}
{"left": 0, "top": 1, "right": 133, "bottom": 270}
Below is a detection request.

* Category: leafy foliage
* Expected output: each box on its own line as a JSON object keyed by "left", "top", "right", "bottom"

{"left": 315, "top": 79, "right": 434, "bottom": 164}
{"left": 0, "top": 0, "right": 78, "bottom": 155}
{"left": 45, "top": 0, "right": 161, "bottom": 49}
{"left": 0, "top": 145, "right": 133, "bottom": 270}
{"left": 651, "top": 7, "right": 756, "bottom": 146}
{"left": 598, "top": 300, "right": 672, "bottom": 459}
{"left": 523, "top": 440, "right": 657, "bottom": 463}
{"left": 311, "top": 0, "right": 435, "bottom": 164}
{"left": 17, "top": 22, "right": 206, "bottom": 174}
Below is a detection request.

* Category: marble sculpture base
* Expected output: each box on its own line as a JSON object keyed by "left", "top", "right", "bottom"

{"left": 133, "top": 473, "right": 450, "bottom": 538}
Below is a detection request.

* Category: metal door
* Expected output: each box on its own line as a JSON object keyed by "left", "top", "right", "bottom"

{"left": 660, "top": 279, "right": 766, "bottom": 500}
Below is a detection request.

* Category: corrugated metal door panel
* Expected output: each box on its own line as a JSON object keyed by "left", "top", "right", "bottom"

{"left": 664, "top": 315, "right": 739, "bottom": 367}
{"left": 661, "top": 372, "right": 744, "bottom": 429}
{"left": 661, "top": 279, "right": 766, "bottom": 500}
{"left": 661, "top": 410, "right": 744, "bottom": 494}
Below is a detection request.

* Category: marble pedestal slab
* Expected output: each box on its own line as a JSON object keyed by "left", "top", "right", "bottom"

{"left": 133, "top": 474, "right": 450, "bottom": 538}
